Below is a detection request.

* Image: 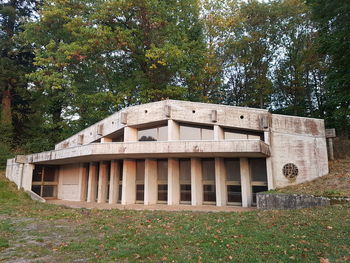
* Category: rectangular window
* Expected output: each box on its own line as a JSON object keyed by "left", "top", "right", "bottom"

{"left": 179, "top": 159, "right": 191, "bottom": 203}
{"left": 225, "top": 158, "right": 241, "bottom": 205}
{"left": 250, "top": 158, "right": 267, "bottom": 182}
{"left": 138, "top": 125, "right": 168, "bottom": 141}
{"left": 202, "top": 159, "right": 216, "bottom": 203}
{"left": 31, "top": 166, "right": 58, "bottom": 199}
{"left": 227, "top": 185, "right": 242, "bottom": 203}
{"left": 224, "top": 128, "right": 263, "bottom": 140}
{"left": 250, "top": 158, "right": 268, "bottom": 205}
{"left": 180, "top": 124, "right": 213, "bottom": 140}
{"left": 158, "top": 184, "right": 168, "bottom": 201}
{"left": 118, "top": 162, "right": 123, "bottom": 203}
{"left": 203, "top": 184, "right": 216, "bottom": 202}
{"left": 157, "top": 159, "right": 168, "bottom": 202}
{"left": 136, "top": 160, "right": 145, "bottom": 202}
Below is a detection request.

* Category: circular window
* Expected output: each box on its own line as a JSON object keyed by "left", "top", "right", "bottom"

{"left": 283, "top": 163, "right": 299, "bottom": 179}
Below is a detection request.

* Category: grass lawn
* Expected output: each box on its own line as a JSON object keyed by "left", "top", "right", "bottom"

{"left": 0, "top": 173, "right": 349, "bottom": 262}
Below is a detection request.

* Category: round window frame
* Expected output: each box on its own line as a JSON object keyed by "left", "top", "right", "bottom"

{"left": 282, "top": 163, "right": 299, "bottom": 179}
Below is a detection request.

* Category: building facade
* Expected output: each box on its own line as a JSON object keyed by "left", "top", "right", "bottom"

{"left": 5, "top": 100, "right": 329, "bottom": 208}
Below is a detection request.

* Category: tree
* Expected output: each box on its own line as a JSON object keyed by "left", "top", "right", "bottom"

{"left": 307, "top": 0, "right": 350, "bottom": 135}
{"left": 0, "top": 0, "right": 39, "bottom": 166}
{"left": 24, "top": 0, "right": 207, "bottom": 136}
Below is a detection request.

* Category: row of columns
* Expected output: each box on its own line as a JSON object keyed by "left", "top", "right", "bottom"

{"left": 82, "top": 157, "right": 254, "bottom": 207}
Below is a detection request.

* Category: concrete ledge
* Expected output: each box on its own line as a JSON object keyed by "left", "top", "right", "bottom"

{"left": 28, "top": 140, "right": 270, "bottom": 165}
{"left": 257, "top": 193, "right": 329, "bottom": 210}
{"left": 26, "top": 190, "right": 46, "bottom": 203}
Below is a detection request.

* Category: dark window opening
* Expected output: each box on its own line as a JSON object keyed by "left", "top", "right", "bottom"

{"left": 227, "top": 185, "right": 242, "bottom": 203}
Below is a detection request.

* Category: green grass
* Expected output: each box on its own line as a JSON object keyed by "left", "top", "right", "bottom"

{"left": 0, "top": 173, "right": 349, "bottom": 262}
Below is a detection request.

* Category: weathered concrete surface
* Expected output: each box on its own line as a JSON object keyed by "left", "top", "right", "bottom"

{"left": 257, "top": 193, "right": 330, "bottom": 210}
{"left": 28, "top": 140, "right": 270, "bottom": 165}
{"left": 26, "top": 190, "right": 46, "bottom": 203}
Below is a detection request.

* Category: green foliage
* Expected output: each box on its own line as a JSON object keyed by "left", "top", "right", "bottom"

{"left": 0, "top": 142, "right": 12, "bottom": 170}
{"left": 307, "top": 0, "right": 350, "bottom": 135}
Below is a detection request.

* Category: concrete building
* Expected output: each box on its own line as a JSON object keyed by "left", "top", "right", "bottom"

{"left": 5, "top": 100, "right": 329, "bottom": 208}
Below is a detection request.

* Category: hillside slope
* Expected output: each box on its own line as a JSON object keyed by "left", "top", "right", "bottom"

{"left": 276, "top": 158, "right": 350, "bottom": 197}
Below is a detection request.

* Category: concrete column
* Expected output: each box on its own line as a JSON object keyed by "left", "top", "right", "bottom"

{"left": 87, "top": 163, "right": 98, "bottom": 202}
{"left": 17, "top": 163, "right": 24, "bottom": 189}
{"left": 327, "top": 138, "right": 334, "bottom": 160}
{"left": 266, "top": 157, "right": 274, "bottom": 190}
{"left": 121, "top": 159, "right": 136, "bottom": 205}
{"left": 215, "top": 158, "right": 226, "bottom": 206}
{"left": 168, "top": 158, "right": 180, "bottom": 205}
{"left": 191, "top": 158, "right": 203, "bottom": 206}
{"left": 101, "top": 137, "right": 113, "bottom": 143}
{"left": 168, "top": 119, "right": 180, "bottom": 140}
{"left": 214, "top": 125, "right": 224, "bottom": 140}
{"left": 97, "top": 162, "right": 108, "bottom": 203}
{"left": 124, "top": 126, "right": 138, "bottom": 142}
{"left": 79, "top": 164, "right": 88, "bottom": 201}
{"left": 22, "top": 164, "right": 35, "bottom": 191}
{"left": 144, "top": 159, "right": 157, "bottom": 205}
{"left": 240, "top": 158, "right": 252, "bottom": 207}
{"left": 264, "top": 131, "right": 270, "bottom": 145}
{"left": 109, "top": 160, "right": 120, "bottom": 204}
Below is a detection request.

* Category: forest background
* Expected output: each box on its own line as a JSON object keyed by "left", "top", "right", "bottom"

{"left": 0, "top": 0, "right": 349, "bottom": 168}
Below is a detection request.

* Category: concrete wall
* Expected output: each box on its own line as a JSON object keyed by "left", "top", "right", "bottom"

{"left": 58, "top": 164, "right": 83, "bottom": 201}
{"left": 55, "top": 100, "right": 270, "bottom": 150}
{"left": 270, "top": 115, "right": 328, "bottom": 188}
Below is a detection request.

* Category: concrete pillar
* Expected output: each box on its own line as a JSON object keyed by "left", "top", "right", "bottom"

{"left": 327, "top": 138, "right": 334, "bottom": 160}
{"left": 168, "top": 158, "right": 180, "bottom": 205}
{"left": 240, "top": 158, "right": 252, "bottom": 207}
{"left": 214, "top": 125, "right": 224, "bottom": 140}
{"left": 79, "top": 164, "right": 88, "bottom": 201}
{"left": 168, "top": 119, "right": 180, "bottom": 140}
{"left": 97, "top": 162, "right": 108, "bottom": 203}
{"left": 263, "top": 131, "right": 274, "bottom": 190}
{"left": 109, "top": 160, "right": 120, "bottom": 204}
{"left": 191, "top": 158, "right": 203, "bottom": 206}
{"left": 17, "top": 163, "right": 24, "bottom": 189}
{"left": 22, "top": 164, "right": 35, "bottom": 191}
{"left": 87, "top": 163, "right": 98, "bottom": 202}
{"left": 215, "top": 158, "right": 226, "bottom": 206}
{"left": 124, "top": 126, "right": 138, "bottom": 142}
{"left": 101, "top": 137, "right": 113, "bottom": 143}
{"left": 121, "top": 159, "right": 136, "bottom": 205}
{"left": 144, "top": 159, "right": 157, "bottom": 205}
{"left": 266, "top": 158, "right": 274, "bottom": 190}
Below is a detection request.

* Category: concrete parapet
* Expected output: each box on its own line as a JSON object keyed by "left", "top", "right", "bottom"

{"left": 257, "top": 193, "right": 330, "bottom": 210}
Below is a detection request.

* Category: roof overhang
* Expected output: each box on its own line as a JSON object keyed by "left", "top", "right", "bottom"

{"left": 27, "top": 140, "right": 270, "bottom": 165}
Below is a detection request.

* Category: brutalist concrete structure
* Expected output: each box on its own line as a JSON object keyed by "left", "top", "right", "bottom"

{"left": 5, "top": 100, "right": 329, "bottom": 208}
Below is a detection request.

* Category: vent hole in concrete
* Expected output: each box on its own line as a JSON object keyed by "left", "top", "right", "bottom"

{"left": 240, "top": 115, "right": 244, "bottom": 119}
{"left": 283, "top": 163, "right": 299, "bottom": 179}
{"left": 145, "top": 110, "right": 148, "bottom": 113}
{"left": 192, "top": 110, "right": 196, "bottom": 113}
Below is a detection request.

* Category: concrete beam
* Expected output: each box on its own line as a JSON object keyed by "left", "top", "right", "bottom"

{"left": 191, "top": 158, "right": 203, "bottom": 205}
{"left": 121, "top": 159, "right": 136, "bottom": 205}
{"left": 168, "top": 158, "right": 180, "bottom": 205}
{"left": 240, "top": 158, "right": 252, "bottom": 207}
